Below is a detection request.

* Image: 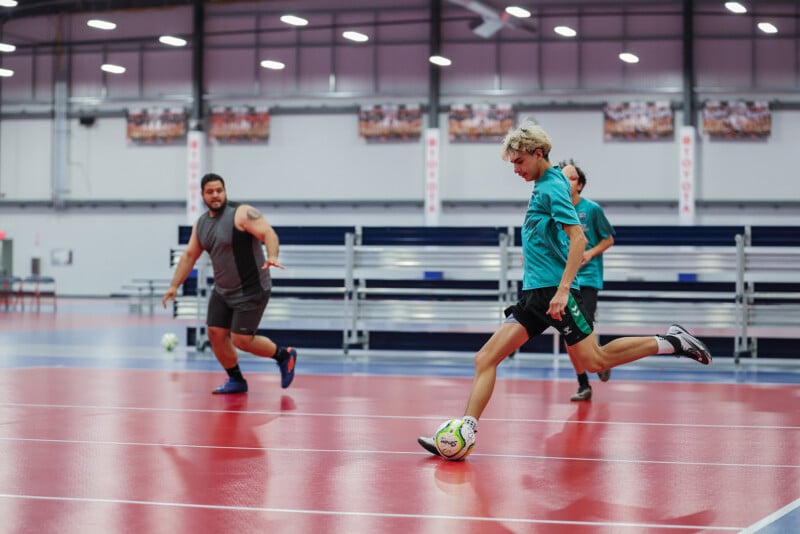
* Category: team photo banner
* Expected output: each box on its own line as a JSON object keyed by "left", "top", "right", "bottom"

{"left": 358, "top": 104, "right": 422, "bottom": 142}
{"left": 448, "top": 103, "right": 516, "bottom": 143}
{"left": 702, "top": 101, "right": 771, "bottom": 139}
{"left": 603, "top": 101, "right": 673, "bottom": 141}
{"left": 126, "top": 107, "right": 188, "bottom": 145}
{"left": 209, "top": 106, "right": 270, "bottom": 144}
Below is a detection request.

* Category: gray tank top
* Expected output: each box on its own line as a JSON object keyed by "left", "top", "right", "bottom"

{"left": 196, "top": 201, "right": 271, "bottom": 302}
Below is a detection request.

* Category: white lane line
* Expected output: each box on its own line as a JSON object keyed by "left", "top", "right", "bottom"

{"left": 1, "top": 401, "right": 799, "bottom": 430}
{"left": 0, "top": 436, "right": 798, "bottom": 469}
{"left": 0, "top": 493, "right": 744, "bottom": 531}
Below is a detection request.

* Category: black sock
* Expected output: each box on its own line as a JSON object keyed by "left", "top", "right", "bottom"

{"left": 225, "top": 364, "right": 245, "bottom": 382}
{"left": 273, "top": 346, "right": 288, "bottom": 362}
{"left": 577, "top": 372, "right": 590, "bottom": 388}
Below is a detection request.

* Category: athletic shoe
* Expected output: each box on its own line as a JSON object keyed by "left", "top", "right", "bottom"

{"left": 417, "top": 436, "right": 441, "bottom": 457}
{"left": 664, "top": 324, "right": 712, "bottom": 365}
{"left": 597, "top": 369, "right": 611, "bottom": 382}
{"left": 212, "top": 378, "right": 248, "bottom": 394}
{"left": 278, "top": 347, "right": 297, "bottom": 389}
{"left": 570, "top": 385, "right": 592, "bottom": 401}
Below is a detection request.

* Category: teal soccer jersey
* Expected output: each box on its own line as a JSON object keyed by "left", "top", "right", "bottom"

{"left": 521, "top": 167, "right": 582, "bottom": 290}
{"left": 575, "top": 197, "right": 615, "bottom": 290}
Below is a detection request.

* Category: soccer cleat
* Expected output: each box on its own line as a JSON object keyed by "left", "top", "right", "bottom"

{"left": 278, "top": 347, "right": 297, "bottom": 389}
{"left": 664, "top": 324, "right": 712, "bottom": 365}
{"left": 570, "top": 385, "right": 592, "bottom": 401}
{"left": 212, "top": 378, "right": 248, "bottom": 394}
{"left": 417, "top": 436, "right": 441, "bottom": 457}
{"left": 597, "top": 369, "right": 611, "bottom": 382}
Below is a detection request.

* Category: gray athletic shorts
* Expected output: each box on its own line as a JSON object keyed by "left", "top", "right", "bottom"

{"left": 206, "top": 288, "right": 270, "bottom": 336}
{"left": 504, "top": 287, "right": 593, "bottom": 346}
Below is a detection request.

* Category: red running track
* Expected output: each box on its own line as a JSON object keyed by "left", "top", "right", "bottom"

{"left": 0, "top": 368, "right": 798, "bottom": 533}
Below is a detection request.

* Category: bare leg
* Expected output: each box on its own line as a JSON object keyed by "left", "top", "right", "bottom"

{"left": 568, "top": 332, "right": 659, "bottom": 373}
{"left": 463, "top": 322, "right": 530, "bottom": 420}
{"left": 208, "top": 326, "right": 239, "bottom": 369}
{"left": 231, "top": 332, "right": 278, "bottom": 358}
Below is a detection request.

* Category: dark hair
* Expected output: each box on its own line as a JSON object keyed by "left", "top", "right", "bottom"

{"left": 558, "top": 159, "right": 587, "bottom": 188}
{"left": 201, "top": 173, "right": 225, "bottom": 190}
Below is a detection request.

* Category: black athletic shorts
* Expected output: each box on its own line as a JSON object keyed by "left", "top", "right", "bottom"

{"left": 206, "top": 288, "right": 270, "bottom": 336}
{"left": 504, "top": 287, "right": 593, "bottom": 346}
{"left": 579, "top": 286, "right": 599, "bottom": 325}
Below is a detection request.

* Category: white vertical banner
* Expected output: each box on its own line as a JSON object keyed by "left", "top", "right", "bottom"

{"left": 424, "top": 128, "right": 441, "bottom": 226}
{"left": 678, "top": 125, "right": 696, "bottom": 225}
{"left": 186, "top": 130, "right": 206, "bottom": 225}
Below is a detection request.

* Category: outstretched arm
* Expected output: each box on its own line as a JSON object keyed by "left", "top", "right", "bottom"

{"left": 162, "top": 223, "right": 204, "bottom": 308}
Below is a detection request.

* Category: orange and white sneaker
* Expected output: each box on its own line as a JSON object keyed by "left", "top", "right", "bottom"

{"left": 664, "top": 324, "right": 712, "bottom": 365}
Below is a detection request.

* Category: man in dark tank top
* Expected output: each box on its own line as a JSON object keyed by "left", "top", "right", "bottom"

{"left": 162, "top": 173, "right": 297, "bottom": 393}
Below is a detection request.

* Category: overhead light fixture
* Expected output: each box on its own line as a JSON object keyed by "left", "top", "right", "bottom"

{"left": 619, "top": 52, "right": 640, "bottom": 64}
{"left": 260, "top": 59, "right": 285, "bottom": 70}
{"left": 0, "top": 67, "right": 13, "bottom": 77}
{"left": 87, "top": 19, "right": 117, "bottom": 30}
{"left": 280, "top": 15, "right": 308, "bottom": 27}
{"left": 159, "top": 35, "right": 187, "bottom": 47}
{"left": 429, "top": 55, "right": 452, "bottom": 66}
{"left": 554, "top": 25, "right": 577, "bottom": 37}
{"left": 505, "top": 6, "right": 531, "bottom": 18}
{"left": 101, "top": 63, "right": 126, "bottom": 74}
{"left": 0, "top": 0, "right": 18, "bottom": 7}
{"left": 724, "top": 2, "right": 747, "bottom": 14}
{"left": 342, "top": 31, "right": 369, "bottom": 43}
{"left": 0, "top": 42, "right": 15, "bottom": 52}
{"left": 757, "top": 22, "right": 778, "bottom": 34}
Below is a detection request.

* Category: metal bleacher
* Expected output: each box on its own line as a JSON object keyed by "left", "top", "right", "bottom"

{"left": 170, "top": 225, "right": 800, "bottom": 362}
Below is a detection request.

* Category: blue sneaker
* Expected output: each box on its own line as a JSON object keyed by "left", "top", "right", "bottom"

{"left": 278, "top": 347, "right": 297, "bottom": 389}
{"left": 212, "top": 378, "right": 248, "bottom": 394}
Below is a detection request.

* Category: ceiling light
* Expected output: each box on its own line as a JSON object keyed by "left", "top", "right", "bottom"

{"left": 554, "top": 25, "right": 577, "bottom": 37}
{"left": 342, "top": 31, "right": 369, "bottom": 43}
{"left": 280, "top": 15, "right": 308, "bottom": 27}
{"left": 0, "top": 0, "right": 18, "bottom": 7}
{"left": 159, "top": 35, "right": 187, "bottom": 47}
{"left": 101, "top": 63, "right": 126, "bottom": 74}
{"left": 87, "top": 19, "right": 116, "bottom": 30}
{"left": 0, "top": 68, "right": 13, "bottom": 77}
{"left": 724, "top": 2, "right": 747, "bottom": 14}
{"left": 619, "top": 52, "right": 640, "bottom": 64}
{"left": 757, "top": 22, "right": 778, "bottom": 34}
{"left": 505, "top": 6, "right": 531, "bottom": 18}
{"left": 260, "top": 59, "right": 285, "bottom": 70}
{"left": 0, "top": 42, "right": 15, "bottom": 52}
{"left": 429, "top": 55, "right": 452, "bottom": 66}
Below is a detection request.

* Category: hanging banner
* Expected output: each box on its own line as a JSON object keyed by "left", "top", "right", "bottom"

{"left": 603, "top": 101, "right": 674, "bottom": 141}
{"left": 187, "top": 130, "right": 206, "bottom": 225}
{"left": 424, "top": 128, "right": 441, "bottom": 226}
{"left": 126, "top": 107, "right": 187, "bottom": 145}
{"left": 448, "top": 103, "right": 516, "bottom": 143}
{"left": 702, "top": 100, "right": 771, "bottom": 139}
{"left": 209, "top": 106, "right": 270, "bottom": 144}
{"left": 358, "top": 104, "right": 422, "bottom": 141}
{"left": 678, "top": 126, "right": 696, "bottom": 226}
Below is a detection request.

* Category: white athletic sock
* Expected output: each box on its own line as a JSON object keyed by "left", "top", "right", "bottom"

{"left": 655, "top": 336, "right": 676, "bottom": 354}
{"left": 462, "top": 415, "right": 478, "bottom": 431}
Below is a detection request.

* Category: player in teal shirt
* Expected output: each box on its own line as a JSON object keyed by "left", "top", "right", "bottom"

{"left": 562, "top": 161, "right": 616, "bottom": 401}
{"left": 418, "top": 120, "right": 711, "bottom": 457}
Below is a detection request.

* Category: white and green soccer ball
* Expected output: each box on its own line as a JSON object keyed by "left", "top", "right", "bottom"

{"left": 434, "top": 418, "right": 476, "bottom": 461}
{"left": 161, "top": 332, "right": 179, "bottom": 352}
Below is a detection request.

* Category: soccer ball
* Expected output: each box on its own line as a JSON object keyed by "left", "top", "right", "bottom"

{"left": 161, "top": 333, "right": 179, "bottom": 352}
{"left": 434, "top": 418, "right": 476, "bottom": 461}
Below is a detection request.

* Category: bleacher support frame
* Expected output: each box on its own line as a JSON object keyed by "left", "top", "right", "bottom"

{"left": 169, "top": 225, "right": 800, "bottom": 361}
